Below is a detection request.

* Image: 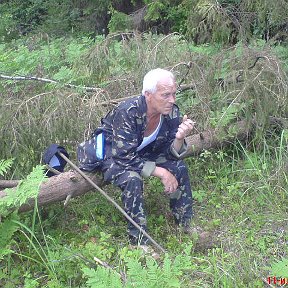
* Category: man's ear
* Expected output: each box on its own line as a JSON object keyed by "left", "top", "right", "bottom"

{"left": 144, "top": 91, "right": 151, "bottom": 102}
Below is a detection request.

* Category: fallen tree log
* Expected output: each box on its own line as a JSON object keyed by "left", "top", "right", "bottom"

{"left": 0, "top": 170, "right": 104, "bottom": 213}
{"left": 0, "top": 119, "right": 252, "bottom": 212}
{"left": 183, "top": 119, "right": 251, "bottom": 156}
{"left": 0, "top": 180, "right": 19, "bottom": 189}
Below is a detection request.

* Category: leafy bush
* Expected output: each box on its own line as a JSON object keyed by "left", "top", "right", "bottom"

{"left": 1, "top": 0, "right": 288, "bottom": 44}
{"left": 0, "top": 3, "right": 19, "bottom": 42}
{"left": 108, "top": 10, "right": 133, "bottom": 33}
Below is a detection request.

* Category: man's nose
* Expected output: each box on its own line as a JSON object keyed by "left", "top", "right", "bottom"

{"left": 169, "top": 95, "right": 176, "bottom": 103}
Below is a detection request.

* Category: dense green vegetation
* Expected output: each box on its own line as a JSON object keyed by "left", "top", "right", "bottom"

{"left": 1, "top": 0, "right": 288, "bottom": 44}
{"left": 0, "top": 1, "right": 287, "bottom": 287}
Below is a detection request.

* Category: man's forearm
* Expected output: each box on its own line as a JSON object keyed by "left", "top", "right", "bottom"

{"left": 172, "top": 138, "right": 184, "bottom": 153}
{"left": 151, "top": 166, "right": 166, "bottom": 179}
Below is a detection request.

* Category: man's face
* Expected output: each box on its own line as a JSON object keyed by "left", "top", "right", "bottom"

{"left": 145, "top": 78, "right": 177, "bottom": 115}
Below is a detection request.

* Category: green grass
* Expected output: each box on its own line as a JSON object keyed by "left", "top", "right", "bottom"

{"left": 1, "top": 141, "right": 287, "bottom": 287}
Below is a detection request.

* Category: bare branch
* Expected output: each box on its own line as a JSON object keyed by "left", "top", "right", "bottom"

{"left": 0, "top": 73, "right": 103, "bottom": 93}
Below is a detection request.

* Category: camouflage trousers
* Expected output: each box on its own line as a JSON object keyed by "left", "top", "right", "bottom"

{"left": 102, "top": 154, "right": 193, "bottom": 244}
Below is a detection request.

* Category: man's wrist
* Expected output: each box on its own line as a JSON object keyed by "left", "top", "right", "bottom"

{"left": 173, "top": 138, "right": 184, "bottom": 152}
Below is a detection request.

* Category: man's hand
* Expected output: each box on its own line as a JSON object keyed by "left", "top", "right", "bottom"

{"left": 173, "top": 115, "right": 195, "bottom": 153}
{"left": 175, "top": 115, "right": 195, "bottom": 140}
{"left": 152, "top": 166, "right": 178, "bottom": 194}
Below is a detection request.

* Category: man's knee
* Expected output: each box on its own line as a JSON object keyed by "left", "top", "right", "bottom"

{"left": 105, "top": 169, "right": 143, "bottom": 193}
{"left": 158, "top": 159, "right": 189, "bottom": 179}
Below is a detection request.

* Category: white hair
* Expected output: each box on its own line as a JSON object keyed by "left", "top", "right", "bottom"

{"left": 141, "top": 68, "right": 175, "bottom": 95}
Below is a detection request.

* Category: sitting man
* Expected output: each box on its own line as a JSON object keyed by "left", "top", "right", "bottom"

{"left": 86, "top": 68, "right": 195, "bottom": 245}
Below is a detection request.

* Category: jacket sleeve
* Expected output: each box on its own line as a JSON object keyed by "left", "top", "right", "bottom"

{"left": 163, "top": 106, "right": 189, "bottom": 160}
{"left": 110, "top": 108, "right": 155, "bottom": 177}
{"left": 169, "top": 139, "right": 188, "bottom": 159}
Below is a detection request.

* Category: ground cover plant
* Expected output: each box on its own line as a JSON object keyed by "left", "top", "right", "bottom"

{"left": 0, "top": 32, "right": 287, "bottom": 287}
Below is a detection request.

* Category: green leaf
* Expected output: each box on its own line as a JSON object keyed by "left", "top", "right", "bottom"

{"left": 271, "top": 258, "right": 288, "bottom": 277}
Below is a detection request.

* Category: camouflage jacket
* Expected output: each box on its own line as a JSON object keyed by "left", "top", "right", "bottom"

{"left": 100, "top": 95, "right": 188, "bottom": 177}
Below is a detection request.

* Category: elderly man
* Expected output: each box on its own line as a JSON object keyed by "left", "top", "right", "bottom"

{"left": 81, "top": 68, "right": 195, "bottom": 245}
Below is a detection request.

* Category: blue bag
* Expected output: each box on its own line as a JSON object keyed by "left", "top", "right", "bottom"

{"left": 77, "top": 129, "right": 105, "bottom": 172}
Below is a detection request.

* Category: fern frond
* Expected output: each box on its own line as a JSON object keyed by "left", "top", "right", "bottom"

{"left": 146, "top": 257, "right": 160, "bottom": 286}
{"left": 82, "top": 266, "right": 122, "bottom": 288}
{"left": 16, "top": 165, "right": 47, "bottom": 205}
{"left": 0, "top": 158, "right": 14, "bottom": 176}
{"left": 126, "top": 257, "right": 149, "bottom": 287}
{"left": 0, "top": 212, "right": 19, "bottom": 260}
{"left": 0, "top": 165, "right": 47, "bottom": 217}
{"left": 83, "top": 249, "right": 195, "bottom": 288}
{"left": 162, "top": 254, "right": 181, "bottom": 287}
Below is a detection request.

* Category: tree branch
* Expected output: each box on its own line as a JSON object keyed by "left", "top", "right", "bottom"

{"left": 0, "top": 73, "right": 103, "bottom": 93}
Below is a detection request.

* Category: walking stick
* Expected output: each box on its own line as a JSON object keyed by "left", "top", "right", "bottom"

{"left": 57, "top": 152, "right": 166, "bottom": 254}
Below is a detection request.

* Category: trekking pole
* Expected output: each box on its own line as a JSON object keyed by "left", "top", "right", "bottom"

{"left": 57, "top": 152, "right": 166, "bottom": 254}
